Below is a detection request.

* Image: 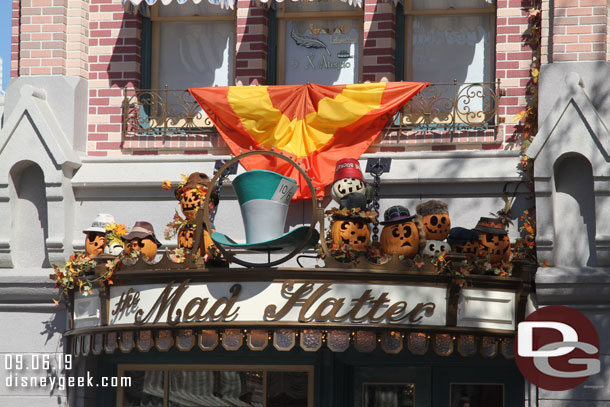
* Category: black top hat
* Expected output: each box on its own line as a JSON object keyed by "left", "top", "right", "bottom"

{"left": 380, "top": 205, "right": 415, "bottom": 225}
{"left": 473, "top": 217, "right": 508, "bottom": 235}
{"left": 447, "top": 227, "right": 479, "bottom": 245}
{"left": 339, "top": 193, "right": 368, "bottom": 211}
{"left": 122, "top": 221, "right": 162, "bottom": 247}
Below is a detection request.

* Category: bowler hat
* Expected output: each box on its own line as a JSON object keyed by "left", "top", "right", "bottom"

{"left": 447, "top": 227, "right": 479, "bottom": 245}
{"left": 473, "top": 217, "right": 508, "bottom": 235}
{"left": 380, "top": 205, "right": 415, "bottom": 225}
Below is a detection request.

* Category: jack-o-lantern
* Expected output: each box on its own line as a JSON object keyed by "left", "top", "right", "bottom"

{"left": 331, "top": 158, "right": 366, "bottom": 203}
{"left": 178, "top": 224, "right": 215, "bottom": 256}
{"left": 416, "top": 200, "right": 451, "bottom": 241}
{"left": 473, "top": 217, "right": 511, "bottom": 264}
{"left": 174, "top": 172, "right": 219, "bottom": 220}
{"left": 447, "top": 227, "right": 479, "bottom": 259}
{"left": 82, "top": 213, "right": 115, "bottom": 258}
{"left": 331, "top": 219, "right": 370, "bottom": 250}
{"left": 85, "top": 232, "right": 106, "bottom": 258}
{"left": 379, "top": 206, "right": 424, "bottom": 259}
{"left": 122, "top": 221, "right": 162, "bottom": 261}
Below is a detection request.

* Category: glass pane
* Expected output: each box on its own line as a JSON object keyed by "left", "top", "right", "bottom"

{"left": 412, "top": 0, "right": 494, "bottom": 10}
{"left": 159, "top": 21, "right": 234, "bottom": 88}
{"left": 159, "top": 2, "right": 233, "bottom": 17}
{"left": 284, "top": 0, "right": 356, "bottom": 13}
{"left": 450, "top": 384, "right": 503, "bottom": 407}
{"left": 285, "top": 19, "right": 359, "bottom": 85}
{"left": 122, "top": 370, "right": 165, "bottom": 407}
{"left": 267, "top": 371, "right": 309, "bottom": 407}
{"left": 411, "top": 14, "right": 491, "bottom": 84}
{"left": 363, "top": 383, "right": 415, "bottom": 407}
{"left": 168, "top": 370, "right": 263, "bottom": 406}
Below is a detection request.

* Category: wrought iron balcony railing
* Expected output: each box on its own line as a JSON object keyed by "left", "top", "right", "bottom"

{"left": 122, "top": 81, "right": 503, "bottom": 149}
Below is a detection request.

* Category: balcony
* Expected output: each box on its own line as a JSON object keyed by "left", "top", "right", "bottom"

{"left": 121, "top": 81, "right": 504, "bottom": 152}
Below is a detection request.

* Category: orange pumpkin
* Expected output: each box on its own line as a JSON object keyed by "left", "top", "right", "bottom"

{"left": 178, "top": 224, "right": 215, "bottom": 256}
{"left": 331, "top": 219, "right": 370, "bottom": 250}
{"left": 179, "top": 188, "right": 204, "bottom": 220}
{"left": 478, "top": 232, "right": 511, "bottom": 264}
{"left": 85, "top": 232, "right": 106, "bottom": 258}
{"left": 451, "top": 240, "right": 479, "bottom": 259}
{"left": 380, "top": 221, "right": 420, "bottom": 258}
{"left": 421, "top": 214, "right": 451, "bottom": 241}
{"left": 124, "top": 237, "right": 158, "bottom": 261}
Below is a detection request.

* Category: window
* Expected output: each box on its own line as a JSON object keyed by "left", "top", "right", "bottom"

{"left": 118, "top": 365, "right": 314, "bottom": 407}
{"left": 402, "top": 0, "right": 495, "bottom": 85}
{"left": 151, "top": 2, "right": 235, "bottom": 89}
{"left": 277, "top": 0, "right": 362, "bottom": 85}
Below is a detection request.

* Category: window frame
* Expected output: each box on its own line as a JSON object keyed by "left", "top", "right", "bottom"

{"left": 402, "top": 0, "right": 496, "bottom": 82}
{"left": 276, "top": 1, "right": 364, "bottom": 85}
{"left": 150, "top": 4, "right": 237, "bottom": 89}
{"left": 117, "top": 363, "right": 315, "bottom": 407}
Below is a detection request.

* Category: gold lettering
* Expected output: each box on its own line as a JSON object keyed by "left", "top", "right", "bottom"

{"left": 134, "top": 280, "right": 189, "bottom": 325}
{"left": 310, "top": 297, "right": 345, "bottom": 322}
{"left": 184, "top": 297, "right": 208, "bottom": 320}
{"left": 264, "top": 282, "right": 315, "bottom": 321}
{"left": 385, "top": 301, "right": 408, "bottom": 322}
{"left": 365, "top": 293, "right": 391, "bottom": 323}
{"left": 347, "top": 290, "right": 375, "bottom": 322}
{"left": 299, "top": 283, "right": 332, "bottom": 322}
{"left": 205, "top": 284, "right": 241, "bottom": 321}
{"left": 407, "top": 302, "right": 436, "bottom": 323}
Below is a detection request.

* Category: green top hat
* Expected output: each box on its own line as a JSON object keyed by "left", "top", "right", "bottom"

{"left": 211, "top": 170, "right": 319, "bottom": 252}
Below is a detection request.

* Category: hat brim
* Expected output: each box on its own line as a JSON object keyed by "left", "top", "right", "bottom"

{"left": 380, "top": 215, "right": 416, "bottom": 225}
{"left": 83, "top": 228, "right": 106, "bottom": 234}
{"left": 473, "top": 225, "right": 507, "bottom": 235}
{"left": 122, "top": 232, "right": 162, "bottom": 247}
{"left": 211, "top": 226, "right": 319, "bottom": 253}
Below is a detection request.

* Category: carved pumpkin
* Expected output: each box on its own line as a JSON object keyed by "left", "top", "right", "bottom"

{"left": 421, "top": 214, "right": 451, "bottom": 241}
{"left": 478, "top": 232, "right": 511, "bottom": 264}
{"left": 85, "top": 232, "right": 106, "bottom": 258}
{"left": 178, "top": 225, "right": 215, "bottom": 256}
{"left": 124, "top": 237, "right": 158, "bottom": 261}
{"left": 380, "top": 221, "right": 420, "bottom": 258}
{"left": 180, "top": 188, "right": 204, "bottom": 220}
{"left": 451, "top": 240, "right": 479, "bottom": 259}
{"left": 331, "top": 219, "right": 370, "bottom": 250}
{"left": 416, "top": 200, "right": 451, "bottom": 241}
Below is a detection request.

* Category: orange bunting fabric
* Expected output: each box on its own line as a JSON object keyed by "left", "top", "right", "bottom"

{"left": 189, "top": 82, "right": 428, "bottom": 200}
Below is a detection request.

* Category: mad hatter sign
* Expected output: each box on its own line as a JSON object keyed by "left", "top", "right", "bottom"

{"left": 108, "top": 280, "right": 446, "bottom": 327}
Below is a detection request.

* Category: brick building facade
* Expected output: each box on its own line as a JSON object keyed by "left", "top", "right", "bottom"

{"left": 3, "top": 0, "right": 610, "bottom": 406}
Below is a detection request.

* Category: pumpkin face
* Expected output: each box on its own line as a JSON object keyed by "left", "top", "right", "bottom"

{"left": 179, "top": 188, "right": 204, "bottom": 220}
{"left": 421, "top": 214, "right": 451, "bottom": 241}
{"left": 124, "top": 237, "right": 158, "bottom": 261}
{"left": 422, "top": 240, "right": 450, "bottom": 258}
{"left": 478, "top": 232, "right": 511, "bottom": 264}
{"left": 85, "top": 232, "right": 106, "bottom": 258}
{"left": 331, "top": 219, "right": 370, "bottom": 250}
{"left": 450, "top": 240, "right": 479, "bottom": 259}
{"left": 331, "top": 178, "right": 365, "bottom": 202}
{"left": 178, "top": 225, "right": 215, "bottom": 256}
{"left": 380, "top": 221, "right": 420, "bottom": 258}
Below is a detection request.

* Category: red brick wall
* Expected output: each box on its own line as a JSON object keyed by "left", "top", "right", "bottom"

{"left": 495, "top": 0, "right": 534, "bottom": 148}
{"left": 362, "top": 1, "right": 394, "bottom": 82}
{"left": 11, "top": 0, "right": 19, "bottom": 78}
{"left": 235, "top": 0, "right": 267, "bottom": 85}
{"left": 87, "top": 0, "right": 141, "bottom": 157}
{"left": 542, "top": 0, "right": 607, "bottom": 63}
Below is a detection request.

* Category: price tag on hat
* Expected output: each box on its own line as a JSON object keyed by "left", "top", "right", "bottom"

{"left": 271, "top": 178, "right": 298, "bottom": 204}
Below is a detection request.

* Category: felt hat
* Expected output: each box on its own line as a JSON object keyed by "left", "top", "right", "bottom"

{"left": 122, "top": 221, "right": 162, "bottom": 247}
{"left": 380, "top": 205, "right": 415, "bottom": 225}
{"left": 174, "top": 172, "right": 219, "bottom": 207}
{"left": 447, "top": 227, "right": 479, "bottom": 245}
{"left": 416, "top": 200, "right": 449, "bottom": 216}
{"left": 83, "top": 213, "right": 115, "bottom": 234}
{"left": 473, "top": 217, "right": 508, "bottom": 235}
{"left": 333, "top": 158, "right": 364, "bottom": 184}
{"left": 212, "top": 170, "right": 319, "bottom": 252}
